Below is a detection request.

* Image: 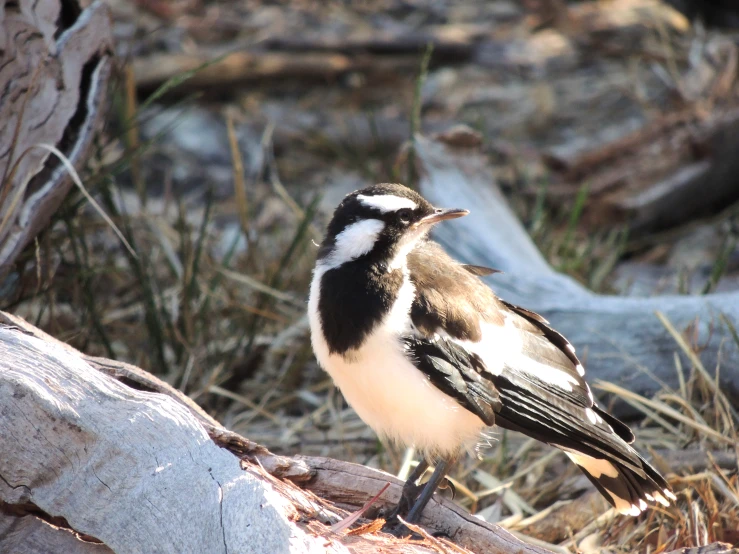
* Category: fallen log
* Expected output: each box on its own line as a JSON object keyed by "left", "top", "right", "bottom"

{"left": 0, "top": 312, "right": 556, "bottom": 553}
{"left": 0, "top": 514, "right": 113, "bottom": 554}
{"left": 0, "top": 323, "right": 334, "bottom": 554}
{"left": 413, "top": 126, "right": 739, "bottom": 417}
{"left": 132, "top": 23, "right": 485, "bottom": 92}
{"left": 1, "top": 312, "right": 734, "bottom": 553}
{"left": 263, "top": 25, "right": 482, "bottom": 59}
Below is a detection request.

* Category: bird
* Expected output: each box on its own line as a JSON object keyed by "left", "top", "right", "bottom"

{"left": 308, "top": 182, "right": 675, "bottom": 526}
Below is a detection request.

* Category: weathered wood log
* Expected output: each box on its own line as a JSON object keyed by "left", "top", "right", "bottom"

{"left": 0, "top": 325, "right": 335, "bottom": 554}
{"left": 0, "top": 313, "right": 557, "bottom": 553}
{"left": 0, "top": 0, "right": 113, "bottom": 276}
{"left": 413, "top": 127, "right": 739, "bottom": 416}
{"left": 263, "top": 25, "right": 482, "bottom": 59}
{"left": 542, "top": 106, "right": 739, "bottom": 234}
{"left": 131, "top": 22, "right": 488, "bottom": 92}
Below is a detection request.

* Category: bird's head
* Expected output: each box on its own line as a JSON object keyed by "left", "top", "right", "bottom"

{"left": 317, "top": 183, "right": 468, "bottom": 270}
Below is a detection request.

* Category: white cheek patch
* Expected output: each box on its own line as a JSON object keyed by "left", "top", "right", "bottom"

{"left": 321, "top": 219, "right": 384, "bottom": 269}
{"left": 357, "top": 194, "right": 417, "bottom": 213}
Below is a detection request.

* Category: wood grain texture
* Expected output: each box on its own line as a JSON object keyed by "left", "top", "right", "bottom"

{"left": 0, "top": 325, "right": 340, "bottom": 554}
{"left": 414, "top": 127, "right": 739, "bottom": 416}
{"left": 0, "top": 0, "right": 113, "bottom": 275}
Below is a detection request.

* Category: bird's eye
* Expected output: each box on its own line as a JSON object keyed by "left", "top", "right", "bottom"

{"left": 397, "top": 209, "right": 413, "bottom": 223}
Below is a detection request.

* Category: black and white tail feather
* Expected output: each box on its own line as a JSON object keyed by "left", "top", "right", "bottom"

{"left": 309, "top": 183, "right": 675, "bottom": 520}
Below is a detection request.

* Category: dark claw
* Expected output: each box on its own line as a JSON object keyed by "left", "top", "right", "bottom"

{"left": 385, "top": 481, "right": 424, "bottom": 522}
{"left": 405, "top": 459, "right": 452, "bottom": 524}
{"left": 385, "top": 459, "right": 430, "bottom": 523}
{"left": 382, "top": 519, "right": 423, "bottom": 540}
{"left": 446, "top": 478, "right": 457, "bottom": 500}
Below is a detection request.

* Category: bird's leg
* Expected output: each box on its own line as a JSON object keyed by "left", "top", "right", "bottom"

{"left": 386, "top": 459, "right": 429, "bottom": 521}
{"left": 404, "top": 458, "right": 452, "bottom": 524}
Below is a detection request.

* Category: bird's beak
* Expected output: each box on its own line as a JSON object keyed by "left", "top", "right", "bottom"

{"left": 416, "top": 208, "right": 469, "bottom": 227}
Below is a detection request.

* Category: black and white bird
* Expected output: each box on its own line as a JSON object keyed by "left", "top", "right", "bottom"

{"left": 308, "top": 183, "right": 675, "bottom": 524}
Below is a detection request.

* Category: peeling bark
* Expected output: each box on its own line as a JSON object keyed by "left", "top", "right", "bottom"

{"left": 0, "top": 0, "right": 113, "bottom": 276}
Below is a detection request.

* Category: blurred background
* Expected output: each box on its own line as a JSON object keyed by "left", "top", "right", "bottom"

{"left": 3, "top": 0, "right": 739, "bottom": 550}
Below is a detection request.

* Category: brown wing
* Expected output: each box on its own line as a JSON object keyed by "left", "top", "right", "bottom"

{"left": 407, "top": 242, "right": 588, "bottom": 403}
{"left": 407, "top": 241, "right": 505, "bottom": 342}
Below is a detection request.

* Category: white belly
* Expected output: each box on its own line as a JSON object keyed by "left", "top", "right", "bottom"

{"left": 308, "top": 268, "right": 485, "bottom": 458}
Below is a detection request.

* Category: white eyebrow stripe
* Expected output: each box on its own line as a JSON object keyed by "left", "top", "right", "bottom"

{"left": 357, "top": 194, "right": 417, "bottom": 213}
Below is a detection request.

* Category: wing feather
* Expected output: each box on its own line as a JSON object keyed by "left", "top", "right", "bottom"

{"left": 462, "top": 264, "right": 501, "bottom": 277}
{"left": 404, "top": 240, "right": 671, "bottom": 513}
{"left": 407, "top": 242, "right": 505, "bottom": 341}
{"left": 403, "top": 336, "right": 500, "bottom": 426}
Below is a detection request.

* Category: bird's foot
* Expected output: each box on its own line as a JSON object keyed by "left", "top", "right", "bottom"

{"left": 382, "top": 518, "right": 423, "bottom": 540}
{"left": 383, "top": 480, "right": 424, "bottom": 523}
